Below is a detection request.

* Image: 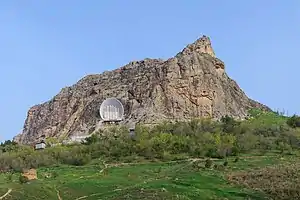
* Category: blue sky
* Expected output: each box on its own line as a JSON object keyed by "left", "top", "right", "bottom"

{"left": 0, "top": 1, "right": 299, "bottom": 142}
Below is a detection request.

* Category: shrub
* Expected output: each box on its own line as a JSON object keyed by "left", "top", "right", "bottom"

{"left": 221, "top": 115, "right": 239, "bottom": 133}
{"left": 234, "top": 157, "right": 239, "bottom": 163}
{"left": 206, "top": 149, "right": 220, "bottom": 158}
{"left": 213, "top": 164, "right": 225, "bottom": 171}
{"left": 192, "top": 160, "right": 202, "bottom": 170}
{"left": 10, "top": 157, "right": 27, "bottom": 172}
{"left": 19, "top": 175, "right": 29, "bottom": 184}
{"left": 83, "top": 134, "right": 99, "bottom": 145}
{"left": 161, "top": 151, "right": 173, "bottom": 161}
{"left": 52, "top": 171, "right": 59, "bottom": 178}
{"left": 231, "top": 146, "right": 239, "bottom": 156}
{"left": 223, "top": 160, "right": 228, "bottom": 167}
{"left": 6, "top": 173, "right": 13, "bottom": 182}
{"left": 205, "top": 159, "right": 213, "bottom": 168}
{"left": 62, "top": 154, "right": 92, "bottom": 166}
{"left": 287, "top": 115, "right": 300, "bottom": 128}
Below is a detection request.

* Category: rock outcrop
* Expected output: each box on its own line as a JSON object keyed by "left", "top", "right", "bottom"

{"left": 13, "top": 35, "right": 270, "bottom": 144}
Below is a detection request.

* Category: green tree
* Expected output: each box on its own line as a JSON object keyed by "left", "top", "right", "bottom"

{"left": 45, "top": 137, "right": 59, "bottom": 147}
{"left": 83, "top": 134, "right": 99, "bottom": 145}
{"left": 0, "top": 140, "right": 18, "bottom": 153}
{"left": 287, "top": 115, "right": 300, "bottom": 128}
{"left": 221, "top": 115, "right": 239, "bottom": 133}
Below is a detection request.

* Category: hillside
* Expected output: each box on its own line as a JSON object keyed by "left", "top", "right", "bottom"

{"left": 2, "top": 111, "right": 300, "bottom": 199}
{"left": 1, "top": 155, "right": 299, "bottom": 200}
{"left": 13, "top": 35, "right": 269, "bottom": 144}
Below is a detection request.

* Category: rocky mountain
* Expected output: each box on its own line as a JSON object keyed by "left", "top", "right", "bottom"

{"left": 13, "top": 36, "right": 270, "bottom": 144}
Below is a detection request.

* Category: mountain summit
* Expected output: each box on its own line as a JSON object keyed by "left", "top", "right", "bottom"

{"left": 14, "top": 36, "right": 270, "bottom": 144}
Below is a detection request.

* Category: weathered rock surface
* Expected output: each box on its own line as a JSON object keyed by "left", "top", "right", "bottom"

{"left": 13, "top": 36, "right": 270, "bottom": 144}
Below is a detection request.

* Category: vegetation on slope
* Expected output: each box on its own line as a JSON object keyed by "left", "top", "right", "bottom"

{"left": 228, "top": 160, "right": 300, "bottom": 200}
{"left": 1, "top": 109, "right": 300, "bottom": 171}
{"left": 0, "top": 109, "right": 300, "bottom": 199}
{"left": 0, "top": 156, "right": 275, "bottom": 200}
{"left": 1, "top": 154, "right": 300, "bottom": 199}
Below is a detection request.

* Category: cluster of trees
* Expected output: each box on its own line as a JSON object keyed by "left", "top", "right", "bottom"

{"left": 0, "top": 140, "right": 18, "bottom": 153}
{"left": 1, "top": 109, "right": 300, "bottom": 173}
{"left": 286, "top": 115, "right": 300, "bottom": 128}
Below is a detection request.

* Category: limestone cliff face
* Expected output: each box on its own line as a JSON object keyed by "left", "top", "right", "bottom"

{"left": 14, "top": 36, "right": 270, "bottom": 144}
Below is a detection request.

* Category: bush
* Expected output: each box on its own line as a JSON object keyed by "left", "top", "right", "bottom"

{"left": 6, "top": 173, "right": 13, "bottom": 182}
{"left": 83, "top": 134, "right": 99, "bottom": 145}
{"left": 234, "top": 157, "right": 239, "bottom": 163}
{"left": 62, "top": 154, "right": 92, "bottom": 166}
{"left": 52, "top": 171, "right": 59, "bottom": 178}
{"left": 231, "top": 146, "right": 239, "bottom": 156}
{"left": 161, "top": 151, "right": 173, "bottom": 161}
{"left": 213, "top": 164, "right": 225, "bottom": 171}
{"left": 221, "top": 115, "right": 239, "bottom": 133}
{"left": 205, "top": 159, "right": 213, "bottom": 168}
{"left": 192, "top": 160, "right": 203, "bottom": 170}
{"left": 206, "top": 149, "right": 221, "bottom": 159}
{"left": 287, "top": 115, "right": 300, "bottom": 128}
{"left": 19, "top": 175, "right": 29, "bottom": 184}
{"left": 223, "top": 160, "right": 228, "bottom": 167}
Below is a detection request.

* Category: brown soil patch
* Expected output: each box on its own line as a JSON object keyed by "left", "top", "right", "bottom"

{"left": 22, "top": 169, "right": 37, "bottom": 180}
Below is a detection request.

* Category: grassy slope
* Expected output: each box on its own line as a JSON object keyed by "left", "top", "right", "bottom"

{"left": 0, "top": 155, "right": 296, "bottom": 200}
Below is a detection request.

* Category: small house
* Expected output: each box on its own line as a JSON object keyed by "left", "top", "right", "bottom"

{"left": 129, "top": 128, "right": 135, "bottom": 139}
{"left": 34, "top": 142, "right": 46, "bottom": 150}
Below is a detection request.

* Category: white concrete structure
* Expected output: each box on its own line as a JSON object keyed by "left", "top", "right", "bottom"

{"left": 70, "top": 135, "right": 90, "bottom": 143}
{"left": 35, "top": 142, "right": 46, "bottom": 150}
{"left": 100, "top": 98, "right": 124, "bottom": 122}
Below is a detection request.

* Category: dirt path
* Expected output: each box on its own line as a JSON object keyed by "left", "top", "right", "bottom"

{"left": 0, "top": 189, "right": 12, "bottom": 200}
{"left": 55, "top": 189, "right": 62, "bottom": 200}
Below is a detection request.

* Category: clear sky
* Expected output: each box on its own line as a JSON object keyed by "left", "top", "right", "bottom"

{"left": 0, "top": 1, "right": 299, "bottom": 142}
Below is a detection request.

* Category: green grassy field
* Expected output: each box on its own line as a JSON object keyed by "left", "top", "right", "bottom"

{"left": 0, "top": 155, "right": 298, "bottom": 200}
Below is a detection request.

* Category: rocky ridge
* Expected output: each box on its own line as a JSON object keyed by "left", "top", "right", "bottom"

{"left": 13, "top": 35, "right": 270, "bottom": 144}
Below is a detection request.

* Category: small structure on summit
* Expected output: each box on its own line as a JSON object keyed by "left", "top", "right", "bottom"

{"left": 99, "top": 97, "right": 124, "bottom": 123}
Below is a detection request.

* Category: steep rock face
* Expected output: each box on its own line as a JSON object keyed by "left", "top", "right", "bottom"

{"left": 14, "top": 36, "right": 270, "bottom": 144}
